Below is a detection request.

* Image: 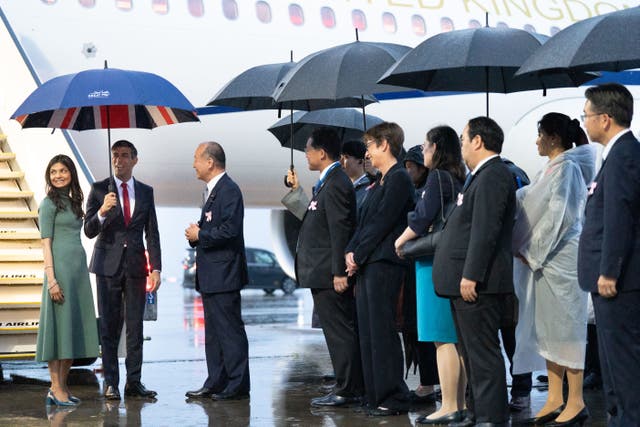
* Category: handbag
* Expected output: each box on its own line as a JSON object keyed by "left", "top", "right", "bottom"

{"left": 400, "top": 170, "right": 455, "bottom": 259}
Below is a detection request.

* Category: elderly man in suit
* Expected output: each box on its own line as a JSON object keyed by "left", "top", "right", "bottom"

{"left": 433, "top": 117, "right": 515, "bottom": 427}
{"left": 283, "top": 127, "right": 363, "bottom": 407}
{"left": 578, "top": 83, "right": 640, "bottom": 427}
{"left": 84, "top": 140, "right": 161, "bottom": 400}
{"left": 185, "top": 141, "right": 250, "bottom": 401}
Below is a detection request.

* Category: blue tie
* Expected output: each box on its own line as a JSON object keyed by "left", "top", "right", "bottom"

{"left": 462, "top": 173, "right": 473, "bottom": 191}
{"left": 313, "top": 179, "right": 322, "bottom": 196}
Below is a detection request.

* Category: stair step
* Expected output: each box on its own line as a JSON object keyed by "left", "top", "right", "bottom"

{"left": 0, "top": 230, "right": 41, "bottom": 240}
{"left": 0, "top": 249, "right": 44, "bottom": 262}
{"left": 0, "top": 171, "right": 24, "bottom": 180}
{"left": 0, "top": 211, "right": 38, "bottom": 219}
{"left": 0, "top": 191, "right": 33, "bottom": 199}
{"left": 0, "top": 153, "right": 16, "bottom": 161}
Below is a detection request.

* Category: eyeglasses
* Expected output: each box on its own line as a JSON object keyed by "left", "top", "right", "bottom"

{"left": 580, "top": 112, "right": 605, "bottom": 122}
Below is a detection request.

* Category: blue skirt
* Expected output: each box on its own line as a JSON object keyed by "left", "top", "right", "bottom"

{"left": 416, "top": 258, "right": 457, "bottom": 343}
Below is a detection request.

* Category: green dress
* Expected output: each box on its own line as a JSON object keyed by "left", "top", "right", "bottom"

{"left": 35, "top": 193, "right": 99, "bottom": 362}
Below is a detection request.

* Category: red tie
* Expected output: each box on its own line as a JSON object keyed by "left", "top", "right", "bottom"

{"left": 121, "top": 182, "right": 131, "bottom": 226}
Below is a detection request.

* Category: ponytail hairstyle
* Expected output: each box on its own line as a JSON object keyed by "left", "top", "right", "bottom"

{"left": 538, "top": 112, "right": 588, "bottom": 150}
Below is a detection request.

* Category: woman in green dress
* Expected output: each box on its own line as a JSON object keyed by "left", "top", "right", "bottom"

{"left": 36, "top": 155, "right": 99, "bottom": 406}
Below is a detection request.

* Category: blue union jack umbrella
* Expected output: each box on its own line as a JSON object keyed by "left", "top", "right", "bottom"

{"left": 11, "top": 61, "right": 198, "bottom": 180}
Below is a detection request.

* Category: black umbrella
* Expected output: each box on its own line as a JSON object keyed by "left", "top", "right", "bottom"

{"left": 272, "top": 34, "right": 411, "bottom": 129}
{"left": 268, "top": 108, "right": 384, "bottom": 152}
{"left": 378, "top": 26, "right": 596, "bottom": 116}
{"left": 516, "top": 7, "right": 640, "bottom": 77}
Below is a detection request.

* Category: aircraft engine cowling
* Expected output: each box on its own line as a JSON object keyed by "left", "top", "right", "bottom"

{"left": 269, "top": 209, "right": 300, "bottom": 280}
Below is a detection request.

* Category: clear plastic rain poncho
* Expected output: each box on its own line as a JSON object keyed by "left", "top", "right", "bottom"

{"left": 512, "top": 143, "right": 596, "bottom": 373}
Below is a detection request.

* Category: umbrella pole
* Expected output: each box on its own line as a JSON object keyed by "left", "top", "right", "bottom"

{"left": 290, "top": 106, "right": 294, "bottom": 169}
{"left": 485, "top": 66, "right": 490, "bottom": 117}
{"left": 361, "top": 95, "right": 367, "bottom": 130}
{"left": 106, "top": 105, "right": 115, "bottom": 193}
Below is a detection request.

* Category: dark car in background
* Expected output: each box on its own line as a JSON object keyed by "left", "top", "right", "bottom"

{"left": 182, "top": 247, "right": 297, "bottom": 295}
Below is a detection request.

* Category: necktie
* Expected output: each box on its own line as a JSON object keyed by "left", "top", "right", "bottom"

{"left": 121, "top": 182, "right": 131, "bottom": 226}
{"left": 313, "top": 179, "right": 322, "bottom": 197}
{"left": 462, "top": 173, "right": 473, "bottom": 191}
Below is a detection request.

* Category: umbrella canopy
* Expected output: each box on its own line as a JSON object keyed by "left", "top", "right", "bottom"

{"left": 209, "top": 61, "right": 376, "bottom": 111}
{"left": 272, "top": 41, "right": 411, "bottom": 105}
{"left": 12, "top": 67, "right": 198, "bottom": 129}
{"left": 517, "top": 7, "right": 640, "bottom": 76}
{"left": 268, "top": 108, "right": 383, "bottom": 151}
{"left": 378, "top": 27, "right": 596, "bottom": 115}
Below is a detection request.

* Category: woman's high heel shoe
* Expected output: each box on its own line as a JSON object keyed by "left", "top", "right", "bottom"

{"left": 46, "top": 390, "right": 77, "bottom": 407}
{"left": 515, "top": 405, "right": 564, "bottom": 425}
{"left": 546, "top": 407, "right": 590, "bottom": 426}
{"left": 68, "top": 395, "right": 81, "bottom": 404}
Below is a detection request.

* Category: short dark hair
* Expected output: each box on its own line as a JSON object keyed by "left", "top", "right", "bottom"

{"left": 111, "top": 139, "right": 138, "bottom": 158}
{"left": 467, "top": 116, "right": 504, "bottom": 154}
{"left": 310, "top": 127, "right": 342, "bottom": 161}
{"left": 201, "top": 141, "right": 226, "bottom": 168}
{"left": 585, "top": 83, "right": 633, "bottom": 128}
{"left": 538, "top": 112, "right": 588, "bottom": 150}
{"left": 363, "top": 122, "right": 404, "bottom": 158}
{"left": 426, "top": 125, "right": 466, "bottom": 183}
{"left": 342, "top": 139, "right": 367, "bottom": 160}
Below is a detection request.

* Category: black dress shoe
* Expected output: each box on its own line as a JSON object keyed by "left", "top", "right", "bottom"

{"left": 416, "top": 410, "right": 464, "bottom": 424}
{"left": 211, "top": 390, "right": 250, "bottom": 401}
{"left": 367, "top": 406, "right": 405, "bottom": 416}
{"left": 448, "top": 416, "right": 474, "bottom": 427}
{"left": 310, "top": 393, "right": 360, "bottom": 407}
{"left": 515, "top": 405, "right": 564, "bottom": 425}
{"left": 124, "top": 382, "right": 157, "bottom": 398}
{"left": 186, "top": 387, "right": 216, "bottom": 398}
{"left": 546, "top": 407, "right": 589, "bottom": 427}
{"left": 509, "top": 395, "right": 531, "bottom": 412}
{"left": 104, "top": 385, "right": 121, "bottom": 400}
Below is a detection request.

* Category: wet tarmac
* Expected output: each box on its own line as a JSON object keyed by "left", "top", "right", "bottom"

{"left": 0, "top": 284, "right": 609, "bottom": 426}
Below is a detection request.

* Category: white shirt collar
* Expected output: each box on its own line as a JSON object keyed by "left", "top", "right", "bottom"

{"left": 471, "top": 154, "right": 499, "bottom": 175}
{"left": 353, "top": 173, "right": 368, "bottom": 186}
{"left": 206, "top": 171, "right": 226, "bottom": 195}
{"left": 602, "top": 129, "right": 631, "bottom": 160}
{"left": 319, "top": 161, "right": 340, "bottom": 181}
{"left": 113, "top": 176, "right": 134, "bottom": 190}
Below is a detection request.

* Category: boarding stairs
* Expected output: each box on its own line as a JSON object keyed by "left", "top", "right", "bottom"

{"left": 0, "top": 131, "right": 42, "bottom": 360}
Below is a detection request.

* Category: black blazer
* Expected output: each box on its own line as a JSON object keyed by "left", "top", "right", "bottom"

{"left": 289, "top": 166, "right": 356, "bottom": 289}
{"left": 346, "top": 162, "right": 414, "bottom": 266}
{"left": 84, "top": 177, "right": 161, "bottom": 278}
{"left": 578, "top": 132, "right": 640, "bottom": 293}
{"left": 433, "top": 157, "right": 515, "bottom": 297}
{"left": 191, "top": 174, "right": 248, "bottom": 294}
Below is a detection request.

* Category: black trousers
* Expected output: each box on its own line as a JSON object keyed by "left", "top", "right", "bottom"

{"left": 452, "top": 295, "right": 509, "bottom": 424}
{"left": 592, "top": 291, "right": 640, "bottom": 427}
{"left": 356, "top": 262, "right": 409, "bottom": 409}
{"left": 96, "top": 256, "right": 146, "bottom": 387}
{"left": 201, "top": 290, "right": 250, "bottom": 394}
{"left": 499, "top": 294, "right": 532, "bottom": 398}
{"left": 311, "top": 287, "right": 363, "bottom": 397}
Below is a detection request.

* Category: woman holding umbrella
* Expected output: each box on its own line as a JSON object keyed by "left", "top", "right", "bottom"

{"left": 345, "top": 122, "right": 414, "bottom": 416}
{"left": 36, "top": 155, "right": 100, "bottom": 406}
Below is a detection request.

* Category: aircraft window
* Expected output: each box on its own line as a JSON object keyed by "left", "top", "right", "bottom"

{"left": 116, "top": 0, "right": 132, "bottom": 11}
{"left": 352, "top": 10, "right": 367, "bottom": 31}
{"left": 440, "top": 17, "right": 454, "bottom": 32}
{"left": 411, "top": 15, "right": 426, "bottom": 36}
{"left": 496, "top": 21, "right": 509, "bottom": 29}
{"left": 550, "top": 26, "right": 561, "bottom": 36}
{"left": 256, "top": 1, "right": 271, "bottom": 23}
{"left": 321, "top": 7, "right": 336, "bottom": 28}
{"left": 41, "top": 0, "right": 56, "bottom": 4}
{"left": 523, "top": 24, "right": 536, "bottom": 34}
{"left": 468, "top": 19, "right": 481, "bottom": 29}
{"left": 289, "top": 4, "right": 304, "bottom": 26}
{"left": 382, "top": 12, "right": 397, "bottom": 34}
{"left": 78, "top": 0, "right": 95, "bottom": 7}
{"left": 188, "top": 0, "right": 204, "bottom": 17}
{"left": 152, "top": 0, "right": 168, "bottom": 14}
{"left": 223, "top": 0, "right": 239, "bottom": 20}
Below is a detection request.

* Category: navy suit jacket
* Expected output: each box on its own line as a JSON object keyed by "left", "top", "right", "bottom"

{"left": 192, "top": 173, "right": 248, "bottom": 294}
{"left": 433, "top": 157, "right": 515, "bottom": 297}
{"left": 84, "top": 177, "right": 161, "bottom": 278}
{"left": 578, "top": 132, "right": 640, "bottom": 293}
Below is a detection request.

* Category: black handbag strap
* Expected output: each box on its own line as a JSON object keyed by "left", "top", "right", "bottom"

{"left": 435, "top": 169, "right": 455, "bottom": 224}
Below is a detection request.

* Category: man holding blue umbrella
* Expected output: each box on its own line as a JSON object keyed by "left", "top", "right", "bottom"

{"left": 84, "top": 140, "right": 161, "bottom": 400}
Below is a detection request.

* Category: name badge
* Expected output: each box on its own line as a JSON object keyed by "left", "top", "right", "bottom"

{"left": 457, "top": 193, "right": 464, "bottom": 206}
{"left": 587, "top": 182, "right": 597, "bottom": 196}
{"left": 308, "top": 201, "right": 318, "bottom": 211}
{"left": 205, "top": 211, "right": 212, "bottom": 222}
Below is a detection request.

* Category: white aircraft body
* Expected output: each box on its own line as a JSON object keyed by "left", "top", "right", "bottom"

{"left": 0, "top": 2, "right": 639, "bottom": 356}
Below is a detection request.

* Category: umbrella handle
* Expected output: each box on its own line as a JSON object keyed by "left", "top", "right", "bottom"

{"left": 283, "top": 165, "right": 294, "bottom": 188}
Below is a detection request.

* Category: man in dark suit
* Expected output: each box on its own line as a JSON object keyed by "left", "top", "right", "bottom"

{"left": 84, "top": 140, "right": 161, "bottom": 400}
{"left": 185, "top": 141, "right": 250, "bottom": 401}
{"left": 578, "top": 83, "right": 640, "bottom": 427}
{"left": 282, "top": 128, "right": 363, "bottom": 407}
{"left": 433, "top": 117, "right": 515, "bottom": 427}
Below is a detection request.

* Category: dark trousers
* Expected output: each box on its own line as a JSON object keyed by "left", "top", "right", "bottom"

{"left": 416, "top": 341, "right": 439, "bottom": 386}
{"left": 500, "top": 294, "right": 532, "bottom": 398}
{"left": 452, "top": 295, "right": 509, "bottom": 424}
{"left": 311, "top": 287, "right": 363, "bottom": 397}
{"left": 585, "top": 323, "right": 601, "bottom": 376}
{"left": 201, "top": 290, "right": 250, "bottom": 394}
{"left": 356, "top": 262, "right": 409, "bottom": 409}
{"left": 592, "top": 292, "right": 640, "bottom": 427}
{"left": 96, "top": 258, "right": 146, "bottom": 387}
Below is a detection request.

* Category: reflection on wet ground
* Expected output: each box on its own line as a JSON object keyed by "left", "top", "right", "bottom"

{"left": 0, "top": 285, "right": 608, "bottom": 426}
